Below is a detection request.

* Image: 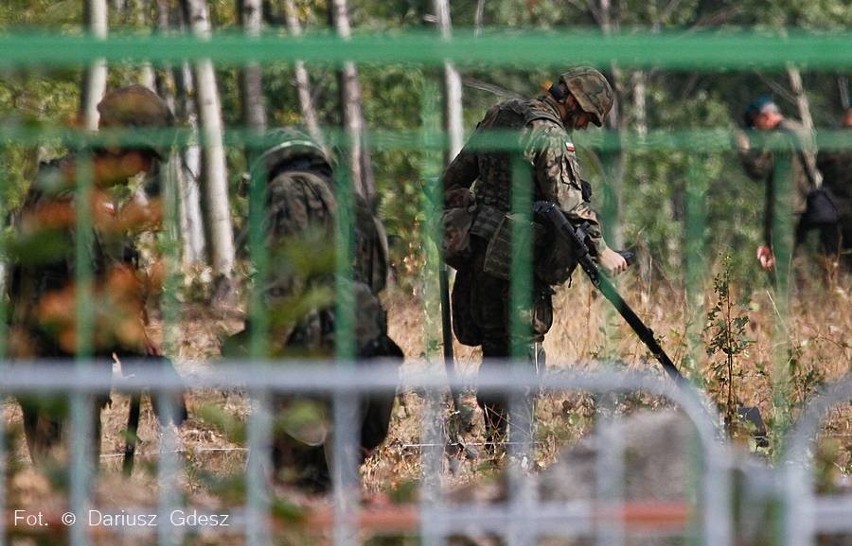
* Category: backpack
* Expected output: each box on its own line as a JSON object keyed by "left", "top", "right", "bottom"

{"left": 262, "top": 168, "right": 393, "bottom": 355}
{"left": 444, "top": 99, "right": 580, "bottom": 286}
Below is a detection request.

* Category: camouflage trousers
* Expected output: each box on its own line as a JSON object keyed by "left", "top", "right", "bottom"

{"left": 451, "top": 236, "right": 553, "bottom": 441}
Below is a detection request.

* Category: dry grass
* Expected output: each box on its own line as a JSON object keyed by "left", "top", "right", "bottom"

{"left": 3, "top": 268, "right": 851, "bottom": 544}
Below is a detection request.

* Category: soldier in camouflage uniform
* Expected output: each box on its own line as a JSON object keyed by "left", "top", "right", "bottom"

{"left": 736, "top": 96, "right": 839, "bottom": 275}
{"left": 441, "top": 66, "right": 627, "bottom": 443}
{"left": 816, "top": 108, "right": 852, "bottom": 274}
{"left": 229, "top": 128, "right": 402, "bottom": 492}
{"left": 6, "top": 84, "right": 187, "bottom": 467}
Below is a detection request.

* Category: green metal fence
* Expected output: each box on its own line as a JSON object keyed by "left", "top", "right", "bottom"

{"left": 0, "top": 26, "right": 851, "bottom": 545}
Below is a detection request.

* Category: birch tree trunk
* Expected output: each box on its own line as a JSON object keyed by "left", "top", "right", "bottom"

{"left": 174, "top": 64, "right": 207, "bottom": 265}
{"left": 787, "top": 65, "right": 822, "bottom": 184}
{"left": 158, "top": 0, "right": 206, "bottom": 265}
{"left": 598, "top": 0, "right": 626, "bottom": 250}
{"left": 81, "top": 0, "right": 109, "bottom": 130}
{"left": 474, "top": 0, "right": 485, "bottom": 35}
{"left": 131, "top": 0, "right": 157, "bottom": 88}
{"left": 283, "top": 0, "right": 323, "bottom": 147}
{"left": 329, "top": 0, "right": 374, "bottom": 199}
{"left": 631, "top": 71, "right": 647, "bottom": 137}
{"left": 181, "top": 0, "right": 237, "bottom": 301}
{"left": 787, "top": 65, "right": 815, "bottom": 132}
{"left": 432, "top": 0, "right": 464, "bottom": 160}
{"left": 238, "top": 0, "right": 267, "bottom": 138}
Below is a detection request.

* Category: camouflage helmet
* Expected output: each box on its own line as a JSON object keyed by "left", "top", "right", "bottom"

{"left": 558, "top": 67, "right": 614, "bottom": 127}
{"left": 255, "top": 127, "right": 331, "bottom": 177}
{"left": 97, "top": 84, "right": 175, "bottom": 160}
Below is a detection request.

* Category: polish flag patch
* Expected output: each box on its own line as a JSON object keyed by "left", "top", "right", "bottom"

{"left": 565, "top": 142, "right": 575, "bottom": 152}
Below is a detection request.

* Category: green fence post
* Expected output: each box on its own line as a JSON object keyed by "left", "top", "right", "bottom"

{"left": 419, "top": 79, "right": 445, "bottom": 388}
{"left": 419, "top": 77, "right": 448, "bottom": 546}
{"left": 769, "top": 145, "right": 795, "bottom": 443}
{"left": 246, "top": 132, "right": 270, "bottom": 360}
{"left": 685, "top": 153, "right": 709, "bottom": 381}
{"left": 72, "top": 148, "right": 96, "bottom": 546}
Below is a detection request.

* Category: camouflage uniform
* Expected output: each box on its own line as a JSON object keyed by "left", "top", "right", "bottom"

{"left": 442, "top": 67, "right": 613, "bottom": 438}
{"left": 738, "top": 118, "right": 829, "bottom": 251}
{"left": 234, "top": 128, "right": 401, "bottom": 492}
{"left": 6, "top": 85, "right": 186, "bottom": 466}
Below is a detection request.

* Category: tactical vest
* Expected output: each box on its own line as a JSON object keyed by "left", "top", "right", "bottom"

{"left": 472, "top": 98, "right": 564, "bottom": 212}
{"left": 461, "top": 100, "right": 581, "bottom": 287}
{"left": 265, "top": 169, "right": 389, "bottom": 295}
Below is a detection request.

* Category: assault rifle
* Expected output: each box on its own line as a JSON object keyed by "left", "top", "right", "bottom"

{"left": 533, "top": 201, "right": 688, "bottom": 386}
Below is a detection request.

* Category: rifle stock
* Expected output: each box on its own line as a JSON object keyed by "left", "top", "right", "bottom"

{"left": 533, "top": 201, "right": 687, "bottom": 385}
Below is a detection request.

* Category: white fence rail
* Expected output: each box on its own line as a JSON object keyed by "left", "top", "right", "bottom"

{"left": 0, "top": 361, "right": 849, "bottom": 545}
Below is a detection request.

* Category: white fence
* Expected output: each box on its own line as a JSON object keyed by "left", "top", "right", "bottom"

{"left": 0, "top": 361, "right": 849, "bottom": 545}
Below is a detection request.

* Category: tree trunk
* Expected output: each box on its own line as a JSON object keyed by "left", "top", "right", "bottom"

{"left": 788, "top": 65, "right": 815, "bottom": 132}
{"left": 131, "top": 0, "right": 157, "bottom": 88}
{"left": 598, "top": 0, "right": 626, "bottom": 250}
{"left": 181, "top": 0, "right": 237, "bottom": 301}
{"left": 81, "top": 0, "right": 109, "bottom": 130}
{"left": 158, "top": 0, "right": 206, "bottom": 266}
{"left": 787, "top": 64, "right": 821, "bottom": 184}
{"left": 432, "top": 0, "right": 464, "bottom": 160}
{"left": 175, "top": 63, "right": 207, "bottom": 265}
{"left": 474, "top": 0, "right": 485, "bottom": 35}
{"left": 631, "top": 71, "right": 647, "bottom": 137}
{"left": 283, "top": 0, "right": 324, "bottom": 147}
{"left": 237, "top": 0, "right": 267, "bottom": 138}
{"left": 329, "top": 0, "right": 374, "bottom": 200}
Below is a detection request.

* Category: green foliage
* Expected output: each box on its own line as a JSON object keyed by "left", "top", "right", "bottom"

{"left": 785, "top": 341, "right": 827, "bottom": 413}
{"left": 0, "top": 75, "right": 80, "bottom": 208}
{"left": 0, "top": 0, "right": 80, "bottom": 30}
{"left": 195, "top": 402, "right": 247, "bottom": 445}
{"left": 0, "top": 1, "right": 848, "bottom": 295}
{"left": 704, "top": 256, "right": 753, "bottom": 435}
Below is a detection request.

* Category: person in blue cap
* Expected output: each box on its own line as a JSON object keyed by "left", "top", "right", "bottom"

{"left": 735, "top": 96, "right": 839, "bottom": 277}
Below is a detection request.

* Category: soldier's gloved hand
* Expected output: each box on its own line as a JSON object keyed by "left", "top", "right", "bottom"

{"left": 598, "top": 247, "right": 628, "bottom": 276}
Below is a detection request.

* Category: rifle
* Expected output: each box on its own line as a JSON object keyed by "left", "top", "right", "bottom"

{"left": 533, "top": 201, "right": 687, "bottom": 386}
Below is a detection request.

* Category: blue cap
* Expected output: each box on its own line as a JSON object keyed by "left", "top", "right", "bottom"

{"left": 743, "top": 95, "right": 778, "bottom": 128}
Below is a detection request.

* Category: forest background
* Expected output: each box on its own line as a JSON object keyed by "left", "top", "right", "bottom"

{"left": 0, "top": 0, "right": 850, "bottom": 481}
{"left": 1, "top": 0, "right": 850, "bottom": 291}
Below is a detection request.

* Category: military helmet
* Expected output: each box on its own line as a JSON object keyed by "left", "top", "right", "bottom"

{"left": 255, "top": 127, "right": 331, "bottom": 177}
{"left": 558, "top": 67, "right": 614, "bottom": 127}
{"left": 97, "top": 84, "right": 175, "bottom": 160}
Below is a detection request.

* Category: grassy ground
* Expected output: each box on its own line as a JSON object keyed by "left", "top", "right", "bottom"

{"left": 2, "top": 266, "right": 850, "bottom": 544}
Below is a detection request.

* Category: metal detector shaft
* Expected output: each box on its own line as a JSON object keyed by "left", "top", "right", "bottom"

{"left": 534, "top": 201, "right": 687, "bottom": 386}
